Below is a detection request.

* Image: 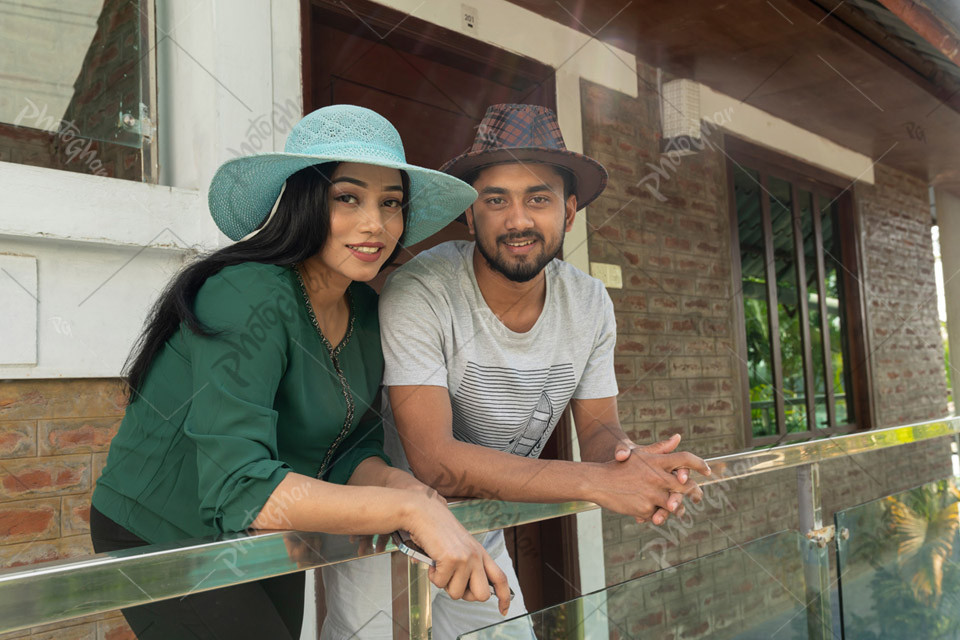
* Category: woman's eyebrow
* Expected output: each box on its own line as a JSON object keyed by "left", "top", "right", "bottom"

{"left": 332, "top": 176, "right": 367, "bottom": 187}
{"left": 332, "top": 176, "right": 402, "bottom": 191}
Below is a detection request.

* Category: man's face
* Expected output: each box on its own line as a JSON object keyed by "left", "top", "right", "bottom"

{"left": 466, "top": 162, "right": 577, "bottom": 283}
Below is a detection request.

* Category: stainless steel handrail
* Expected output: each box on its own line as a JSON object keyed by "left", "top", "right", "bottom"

{"left": 0, "top": 416, "right": 956, "bottom": 635}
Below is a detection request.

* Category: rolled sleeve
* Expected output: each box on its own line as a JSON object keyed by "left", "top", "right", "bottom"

{"left": 379, "top": 270, "right": 449, "bottom": 388}
{"left": 181, "top": 268, "right": 294, "bottom": 533}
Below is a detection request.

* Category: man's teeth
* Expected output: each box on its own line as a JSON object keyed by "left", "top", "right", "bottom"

{"left": 349, "top": 245, "right": 380, "bottom": 254}
{"left": 505, "top": 240, "right": 535, "bottom": 247}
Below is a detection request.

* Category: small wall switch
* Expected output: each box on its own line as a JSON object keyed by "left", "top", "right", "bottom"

{"left": 590, "top": 262, "right": 623, "bottom": 289}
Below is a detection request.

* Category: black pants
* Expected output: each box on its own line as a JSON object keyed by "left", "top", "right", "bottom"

{"left": 89, "top": 504, "right": 304, "bottom": 640}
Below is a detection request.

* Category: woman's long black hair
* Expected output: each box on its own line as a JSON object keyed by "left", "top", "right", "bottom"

{"left": 123, "top": 162, "right": 409, "bottom": 397}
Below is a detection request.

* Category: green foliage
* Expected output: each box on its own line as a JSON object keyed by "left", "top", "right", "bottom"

{"left": 845, "top": 480, "right": 960, "bottom": 639}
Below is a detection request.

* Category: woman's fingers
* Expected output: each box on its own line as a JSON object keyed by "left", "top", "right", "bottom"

{"left": 444, "top": 563, "right": 471, "bottom": 601}
{"left": 483, "top": 552, "right": 511, "bottom": 615}
{"left": 465, "top": 554, "right": 491, "bottom": 603}
{"left": 428, "top": 558, "right": 453, "bottom": 591}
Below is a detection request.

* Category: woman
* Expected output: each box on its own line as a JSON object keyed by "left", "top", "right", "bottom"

{"left": 90, "top": 105, "right": 508, "bottom": 639}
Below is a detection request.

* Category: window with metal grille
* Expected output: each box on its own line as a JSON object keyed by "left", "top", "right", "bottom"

{"left": 727, "top": 142, "right": 870, "bottom": 445}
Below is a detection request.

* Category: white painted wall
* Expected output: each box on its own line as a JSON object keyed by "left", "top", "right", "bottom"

{"left": 0, "top": 0, "right": 303, "bottom": 378}
{"left": 699, "top": 85, "right": 875, "bottom": 185}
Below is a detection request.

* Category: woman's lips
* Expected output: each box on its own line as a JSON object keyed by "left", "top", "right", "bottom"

{"left": 347, "top": 244, "right": 384, "bottom": 262}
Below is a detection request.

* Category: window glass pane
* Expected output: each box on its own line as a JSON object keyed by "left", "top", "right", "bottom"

{"left": 0, "top": 1, "right": 146, "bottom": 180}
{"left": 800, "top": 190, "right": 829, "bottom": 428}
{"left": 821, "top": 199, "right": 854, "bottom": 424}
{"left": 735, "top": 167, "right": 776, "bottom": 437}
{"left": 769, "top": 176, "right": 807, "bottom": 433}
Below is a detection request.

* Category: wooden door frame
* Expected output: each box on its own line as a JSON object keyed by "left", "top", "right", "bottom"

{"left": 301, "top": 0, "right": 556, "bottom": 116}
{"left": 303, "top": 0, "right": 579, "bottom": 615}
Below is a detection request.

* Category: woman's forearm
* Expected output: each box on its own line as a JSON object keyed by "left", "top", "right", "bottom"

{"left": 250, "top": 471, "right": 416, "bottom": 534}
{"left": 346, "top": 455, "right": 405, "bottom": 487}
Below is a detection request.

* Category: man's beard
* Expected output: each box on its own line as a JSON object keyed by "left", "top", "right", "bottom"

{"left": 475, "top": 231, "right": 563, "bottom": 283}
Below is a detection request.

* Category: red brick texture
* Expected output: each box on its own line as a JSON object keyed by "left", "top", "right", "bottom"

{"left": 855, "top": 163, "right": 950, "bottom": 425}
{"left": 0, "top": 379, "right": 131, "bottom": 640}
{"left": 581, "top": 71, "right": 953, "bottom": 639}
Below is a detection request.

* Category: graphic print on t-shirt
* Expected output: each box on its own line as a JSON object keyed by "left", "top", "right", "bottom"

{"left": 452, "top": 361, "right": 577, "bottom": 457}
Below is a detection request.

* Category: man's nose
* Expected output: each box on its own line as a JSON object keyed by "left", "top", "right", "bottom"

{"left": 503, "top": 200, "right": 535, "bottom": 232}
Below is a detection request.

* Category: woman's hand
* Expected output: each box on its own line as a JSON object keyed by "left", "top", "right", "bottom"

{"left": 401, "top": 490, "right": 511, "bottom": 615}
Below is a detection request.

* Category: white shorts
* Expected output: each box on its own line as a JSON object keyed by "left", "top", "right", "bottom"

{"left": 319, "top": 530, "right": 534, "bottom": 640}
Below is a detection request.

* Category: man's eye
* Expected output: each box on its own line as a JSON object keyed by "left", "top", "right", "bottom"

{"left": 486, "top": 197, "right": 505, "bottom": 205}
{"left": 335, "top": 194, "right": 359, "bottom": 204}
{"left": 531, "top": 196, "right": 550, "bottom": 204}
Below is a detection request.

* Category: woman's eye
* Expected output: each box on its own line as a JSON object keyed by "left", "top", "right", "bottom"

{"left": 382, "top": 198, "right": 402, "bottom": 208}
{"left": 335, "top": 194, "right": 359, "bottom": 205}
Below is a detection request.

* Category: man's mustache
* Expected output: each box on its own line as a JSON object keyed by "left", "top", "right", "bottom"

{"left": 496, "top": 232, "right": 544, "bottom": 244}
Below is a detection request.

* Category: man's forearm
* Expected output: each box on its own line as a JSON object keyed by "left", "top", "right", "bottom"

{"left": 577, "top": 420, "right": 632, "bottom": 463}
{"left": 408, "top": 438, "right": 600, "bottom": 503}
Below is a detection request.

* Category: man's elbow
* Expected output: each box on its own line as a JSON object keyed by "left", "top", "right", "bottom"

{"left": 404, "top": 442, "right": 463, "bottom": 496}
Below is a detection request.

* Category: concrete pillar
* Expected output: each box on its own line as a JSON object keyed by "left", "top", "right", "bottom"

{"left": 935, "top": 187, "right": 960, "bottom": 406}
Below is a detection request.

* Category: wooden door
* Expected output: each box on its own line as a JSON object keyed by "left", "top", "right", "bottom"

{"left": 303, "top": 0, "right": 580, "bottom": 615}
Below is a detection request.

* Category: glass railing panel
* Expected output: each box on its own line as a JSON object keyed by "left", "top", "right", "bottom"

{"left": 461, "top": 530, "right": 828, "bottom": 640}
{"left": 836, "top": 476, "right": 960, "bottom": 640}
{"left": 0, "top": 499, "right": 596, "bottom": 635}
{"left": 0, "top": 0, "right": 153, "bottom": 180}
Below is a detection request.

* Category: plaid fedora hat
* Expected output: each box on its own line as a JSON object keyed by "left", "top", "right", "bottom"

{"left": 439, "top": 104, "right": 608, "bottom": 209}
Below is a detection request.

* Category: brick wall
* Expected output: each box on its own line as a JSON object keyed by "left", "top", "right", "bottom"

{"left": 581, "top": 66, "right": 953, "bottom": 638}
{"left": 580, "top": 73, "right": 741, "bottom": 462}
{"left": 0, "top": 379, "right": 134, "bottom": 640}
{"left": 855, "top": 163, "right": 949, "bottom": 426}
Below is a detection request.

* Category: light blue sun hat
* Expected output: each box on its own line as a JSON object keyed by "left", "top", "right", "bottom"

{"left": 208, "top": 105, "right": 478, "bottom": 246}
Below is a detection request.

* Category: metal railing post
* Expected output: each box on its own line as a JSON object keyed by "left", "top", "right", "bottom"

{"left": 391, "top": 550, "right": 432, "bottom": 639}
{"left": 796, "top": 462, "right": 832, "bottom": 639}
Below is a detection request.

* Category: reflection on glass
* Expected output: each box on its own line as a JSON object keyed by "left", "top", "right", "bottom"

{"left": 769, "top": 177, "right": 807, "bottom": 432}
{"left": 836, "top": 476, "right": 960, "bottom": 640}
{"left": 800, "top": 190, "right": 829, "bottom": 428}
{"left": 0, "top": 1, "right": 145, "bottom": 179}
{"left": 821, "top": 201, "right": 853, "bottom": 425}
{"left": 462, "top": 531, "right": 819, "bottom": 640}
{"left": 735, "top": 167, "right": 776, "bottom": 437}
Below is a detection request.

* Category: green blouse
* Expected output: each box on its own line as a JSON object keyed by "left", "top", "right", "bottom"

{"left": 92, "top": 262, "right": 389, "bottom": 544}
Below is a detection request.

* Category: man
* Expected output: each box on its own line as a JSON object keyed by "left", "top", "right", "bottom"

{"left": 321, "top": 104, "right": 709, "bottom": 640}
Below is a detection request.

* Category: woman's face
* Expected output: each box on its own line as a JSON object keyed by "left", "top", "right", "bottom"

{"left": 317, "top": 162, "right": 405, "bottom": 284}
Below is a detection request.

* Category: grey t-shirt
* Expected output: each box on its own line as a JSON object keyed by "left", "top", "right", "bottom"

{"left": 379, "top": 240, "right": 618, "bottom": 461}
